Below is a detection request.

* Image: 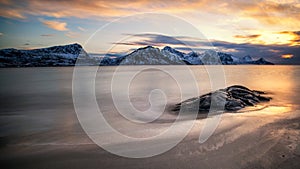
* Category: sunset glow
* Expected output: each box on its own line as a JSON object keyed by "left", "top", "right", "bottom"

{"left": 281, "top": 54, "right": 294, "bottom": 59}
{"left": 0, "top": 0, "right": 299, "bottom": 64}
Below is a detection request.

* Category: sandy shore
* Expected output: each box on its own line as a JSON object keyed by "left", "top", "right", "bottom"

{"left": 1, "top": 108, "right": 299, "bottom": 169}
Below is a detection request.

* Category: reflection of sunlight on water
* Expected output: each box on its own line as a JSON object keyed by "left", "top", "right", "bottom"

{"left": 224, "top": 66, "right": 296, "bottom": 90}
{"left": 237, "top": 104, "right": 292, "bottom": 115}
{"left": 189, "top": 105, "right": 297, "bottom": 153}
{"left": 224, "top": 66, "right": 300, "bottom": 108}
{"left": 257, "top": 105, "right": 292, "bottom": 115}
{"left": 236, "top": 105, "right": 292, "bottom": 117}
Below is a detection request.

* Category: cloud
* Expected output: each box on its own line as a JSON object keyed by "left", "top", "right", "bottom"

{"left": 0, "top": 0, "right": 151, "bottom": 19}
{"left": 234, "top": 34, "right": 261, "bottom": 39}
{"left": 77, "top": 26, "right": 86, "bottom": 32}
{"left": 233, "top": 34, "right": 262, "bottom": 44}
{"left": 231, "top": 31, "right": 300, "bottom": 46}
{"left": 211, "top": 40, "right": 300, "bottom": 64}
{"left": 268, "top": 49, "right": 281, "bottom": 53}
{"left": 278, "top": 31, "right": 300, "bottom": 45}
{"left": 1, "top": 0, "right": 300, "bottom": 47}
{"left": 65, "top": 31, "right": 80, "bottom": 38}
{"left": 40, "top": 19, "right": 68, "bottom": 31}
{"left": 40, "top": 34, "right": 54, "bottom": 37}
{"left": 0, "top": 0, "right": 299, "bottom": 28}
{"left": 112, "top": 33, "right": 300, "bottom": 64}
{"left": 0, "top": 0, "right": 299, "bottom": 64}
{"left": 0, "top": 0, "right": 26, "bottom": 19}
{"left": 216, "top": 0, "right": 300, "bottom": 29}
{"left": 281, "top": 54, "right": 293, "bottom": 59}
{"left": 114, "top": 33, "right": 210, "bottom": 48}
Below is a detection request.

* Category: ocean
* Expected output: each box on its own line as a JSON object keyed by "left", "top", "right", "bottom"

{"left": 0, "top": 65, "right": 299, "bottom": 168}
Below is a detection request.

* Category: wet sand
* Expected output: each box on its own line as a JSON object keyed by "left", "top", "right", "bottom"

{"left": 1, "top": 108, "right": 300, "bottom": 169}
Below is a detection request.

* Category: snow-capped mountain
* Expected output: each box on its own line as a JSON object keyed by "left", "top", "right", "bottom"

{"left": 0, "top": 44, "right": 273, "bottom": 67}
{"left": 0, "top": 43, "right": 98, "bottom": 67}
{"left": 101, "top": 45, "right": 273, "bottom": 65}
{"left": 119, "top": 46, "right": 185, "bottom": 65}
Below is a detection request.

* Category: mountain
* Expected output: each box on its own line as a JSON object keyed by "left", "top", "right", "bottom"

{"left": 119, "top": 46, "right": 185, "bottom": 65}
{"left": 0, "top": 44, "right": 274, "bottom": 67}
{"left": 0, "top": 43, "right": 98, "bottom": 67}
{"left": 246, "top": 58, "right": 274, "bottom": 65}
{"left": 100, "top": 46, "right": 273, "bottom": 65}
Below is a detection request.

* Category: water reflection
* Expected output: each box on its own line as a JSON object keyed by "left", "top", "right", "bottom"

{"left": 223, "top": 65, "right": 300, "bottom": 110}
{"left": 0, "top": 66, "right": 299, "bottom": 143}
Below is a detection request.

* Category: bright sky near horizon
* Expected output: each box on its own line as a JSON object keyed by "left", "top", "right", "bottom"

{"left": 0, "top": 0, "right": 299, "bottom": 64}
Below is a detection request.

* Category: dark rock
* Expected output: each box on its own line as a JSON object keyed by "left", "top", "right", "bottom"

{"left": 173, "top": 85, "right": 272, "bottom": 113}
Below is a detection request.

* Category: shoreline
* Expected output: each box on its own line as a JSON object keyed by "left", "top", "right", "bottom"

{"left": 1, "top": 108, "right": 299, "bottom": 169}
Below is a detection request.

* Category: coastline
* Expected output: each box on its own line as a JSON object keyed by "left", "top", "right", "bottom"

{"left": 1, "top": 108, "right": 299, "bottom": 169}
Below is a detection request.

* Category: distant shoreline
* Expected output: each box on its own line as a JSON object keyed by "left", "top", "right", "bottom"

{"left": 4, "top": 64, "right": 298, "bottom": 68}
{"left": 0, "top": 43, "right": 275, "bottom": 67}
{"left": 0, "top": 64, "right": 284, "bottom": 68}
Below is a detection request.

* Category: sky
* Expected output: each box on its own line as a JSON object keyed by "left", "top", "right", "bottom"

{"left": 0, "top": 0, "right": 299, "bottom": 64}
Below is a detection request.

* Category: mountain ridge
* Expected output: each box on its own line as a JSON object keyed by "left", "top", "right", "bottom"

{"left": 0, "top": 43, "right": 97, "bottom": 67}
{"left": 0, "top": 43, "right": 274, "bottom": 67}
{"left": 104, "top": 45, "right": 274, "bottom": 65}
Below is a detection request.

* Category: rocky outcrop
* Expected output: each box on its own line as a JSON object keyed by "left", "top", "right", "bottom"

{"left": 173, "top": 85, "right": 272, "bottom": 112}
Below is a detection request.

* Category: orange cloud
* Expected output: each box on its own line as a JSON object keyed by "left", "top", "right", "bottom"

{"left": 0, "top": 0, "right": 298, "bottom": 23}
{"left": 0, "top": 9, "right": 25, "bottom": 19}
{"left": 0, "top": 0, "right": 299, "bottom": 46}
{"left": 234, "top": 34, "right": 261, "bottom": 39}
{"left": 65, "top": 31, "right": 80, "bottom": 38}
{"left": 278, "top": 31, "right": 300, "bottom": 46}
{"left": 233, "top": 34, "right": 264, "bottom": 44}
{"left": 244, "top": 2, "right": 300, "bottom": 29}
{"left": 281, "top": 54, "right": 293, "bottom": 59}
{"left": 40, "top": 19, "right": 68, "bottom": 31}
{"left": 231, "top": 30, "right": 300, "bottom": 46}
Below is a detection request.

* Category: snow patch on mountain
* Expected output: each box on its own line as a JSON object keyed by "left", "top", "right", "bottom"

{"left": 105, "top": 46, "right": 273, "bottom": 65}
{"left": 0, "top": 43, "right": 99, "bottom": 67}
{"left": 117, "top": 46, "right": 186, "bottom": 65}
{"left": 0, "top": 44, "right": 274, "bottom": 67}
